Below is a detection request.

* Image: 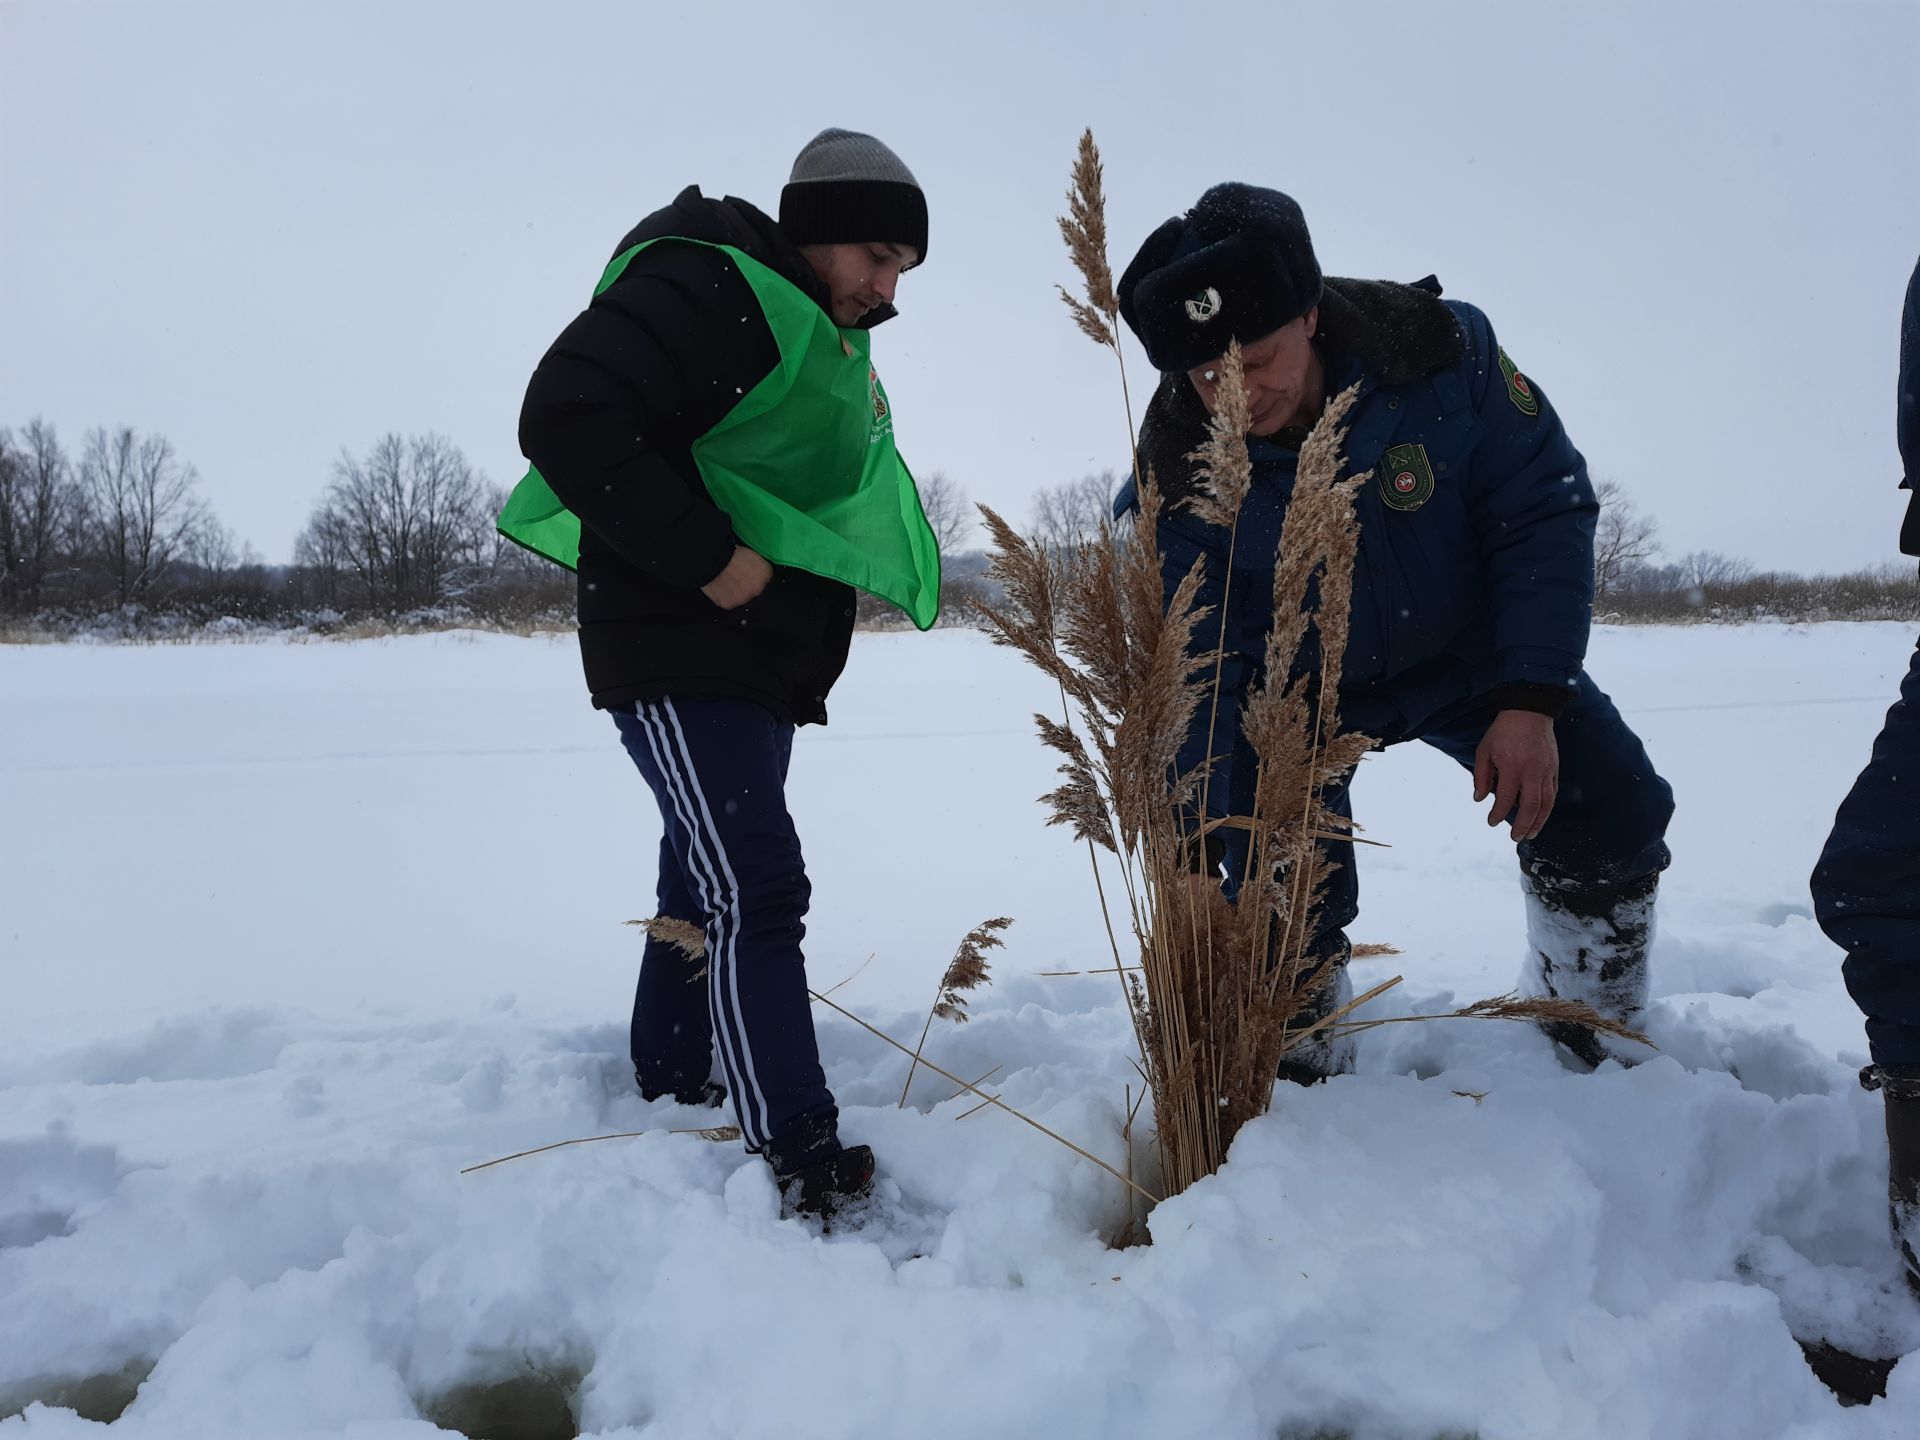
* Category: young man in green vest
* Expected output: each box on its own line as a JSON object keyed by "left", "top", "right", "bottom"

{"left": 515, "top": 129, "right": 933, "bottom": 1226}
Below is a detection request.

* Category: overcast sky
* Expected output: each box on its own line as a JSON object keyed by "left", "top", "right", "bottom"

{"left": 4, "top": 0, "right": 1919, "bottom": 572}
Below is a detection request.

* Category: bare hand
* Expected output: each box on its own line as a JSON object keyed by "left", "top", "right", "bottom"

{"left": 700, "top": 546, "right": 773, "bottom": 610}
{"left": 1473, "top": 709, "right": 1560, "bottom": 841}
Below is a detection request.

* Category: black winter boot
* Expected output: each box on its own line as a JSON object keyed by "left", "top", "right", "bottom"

{"left": 1862, "top": 1065, "right": 1920, "bottom": 1302}
{"left": 777, "top": 1144, "right": 876, "bottom": 1231}
{"left": 1522, "top": 868, "right": 1659, "bottom": 1069}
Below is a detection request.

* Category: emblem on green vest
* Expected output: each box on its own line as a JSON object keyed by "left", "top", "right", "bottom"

{"left": 1379, "top": 443, "right": 1436, "bottom": 512}
{"left": 1498, "top": 347, "right": 1539, "bottom": 418}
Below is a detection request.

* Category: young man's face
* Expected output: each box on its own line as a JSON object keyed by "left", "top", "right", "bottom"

{"left": 1186, "top": 307, "right": 1320, "bottom": 436}
{"left": 801, "top": 242, "right": 919, "bottom": 326}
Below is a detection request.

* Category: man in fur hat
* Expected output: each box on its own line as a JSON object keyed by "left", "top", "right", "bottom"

{"left": 1114, "top": 183, "right": 1673, "bottom": 1079}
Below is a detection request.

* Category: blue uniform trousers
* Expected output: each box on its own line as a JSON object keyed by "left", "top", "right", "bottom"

{"left": 1229, "top": 673, "right": 1674, "bottom": 952}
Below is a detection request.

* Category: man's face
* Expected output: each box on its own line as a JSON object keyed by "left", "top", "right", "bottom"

{"left": 1186, "top": 307, "right": 1320, "bottom": 436}
{"left": 800, "top": 242, "right": 919, "bottom": 326}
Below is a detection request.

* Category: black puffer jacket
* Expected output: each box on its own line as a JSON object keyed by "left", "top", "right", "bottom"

{"left": 519, "top": 186, "right": 881, "bottom": 724}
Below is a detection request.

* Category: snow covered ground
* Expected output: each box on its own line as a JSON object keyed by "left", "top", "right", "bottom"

{"left": 4, "top": 622, "right": 1920, "bottom": 1438}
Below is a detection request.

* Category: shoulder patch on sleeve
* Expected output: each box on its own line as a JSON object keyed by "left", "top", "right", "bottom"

{"left": 1498, "top": 348, "right": 1540, "bottom": 418}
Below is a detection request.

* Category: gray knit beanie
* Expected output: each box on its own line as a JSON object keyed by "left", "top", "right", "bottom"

{"left": 779, "top": 128, "right": 928, "bottom": 263}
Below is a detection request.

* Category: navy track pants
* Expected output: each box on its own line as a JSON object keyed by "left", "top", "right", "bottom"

{"left": 611, "top": 697, "right": 839, "bottom": 1174}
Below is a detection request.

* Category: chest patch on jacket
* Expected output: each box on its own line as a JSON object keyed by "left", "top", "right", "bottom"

{"left": 1379, "top": 443, "right": 1436, "bottom": 512}
{"left": 1498, "top": 348, "right": 1540, "bottom": 417}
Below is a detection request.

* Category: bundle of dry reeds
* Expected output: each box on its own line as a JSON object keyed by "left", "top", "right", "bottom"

{"left": 975, "top": 399, "right": 1371, "bottom": 1191}
{"left": 976, "top": 131, "right": 1647, "bottom": 1202}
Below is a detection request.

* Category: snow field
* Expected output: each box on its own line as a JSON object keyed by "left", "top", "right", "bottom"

{"left": 3, "top": 623, "right": 1919, "bottom": 1438}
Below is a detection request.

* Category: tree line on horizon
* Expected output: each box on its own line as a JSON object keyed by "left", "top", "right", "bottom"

{"left": 2, "top": 419, "right": 1912, "bottom": 636}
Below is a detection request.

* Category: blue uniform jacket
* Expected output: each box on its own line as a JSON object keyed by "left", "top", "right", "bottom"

{"left": 1116, "top": 284, "right": 1598, "bottom": 825}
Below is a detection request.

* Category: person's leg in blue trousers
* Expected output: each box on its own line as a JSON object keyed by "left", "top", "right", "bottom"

{"left": 610, "top": 696, "right": 840, "bottom": 1177}
{"left": 1219, "top": 780, "right": 1360, "bottom": 1085}
{"left": 625, "top": 831, "right": 716, "bottom": 1103}
{"left": 1813, "top": 640, "right": 1920, "bottom": 1069}
{"left": 1418, "top": 673, "right": 1674, "bottom": 1063}
{"left": 1811, "top": 638, "right": 1920, "bottom": 1295}
{"left": 1245, "top": 674, "right": 1671, "bottom": 1077}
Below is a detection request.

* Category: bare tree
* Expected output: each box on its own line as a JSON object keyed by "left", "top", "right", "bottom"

{"left": 1027, "top": 470, "right": 1120, "bottom": 598}
{"left": 74, "top": 426, "right": 213, "bottom": 604}
{"left": 1675, "top": 549, "right": 1754, "bottom": 592}
{"left": 1030, "top": 470, "right": 1119, "bottom": 555}
{"left": 292, "top": 505, "right": 348, "bottom": 606}
{"left": 406, "top": 432, "right": 489, "bottom": 598}
{"left": 0, "top": 433, "right": 17, "bottom": 610}
{"left": 296, "top": 433, "right": 490, "bottom": 610}
{"left": 183, "top": 515, "right": 245, "bottom": 582}
{"left": 1592, "top": 478, "right": 1661, "bottom": 600}
{"left": 0, "top": 420, "right": 77, "bottom": 613}
{"left": 480, "top": 480, "right": 541, "bottom": 579}
{"left": 915, "top": 470, "right": 972, "bottom": 556}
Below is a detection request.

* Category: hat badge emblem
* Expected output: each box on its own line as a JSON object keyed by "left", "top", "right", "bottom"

{"left": 1185, "top": 287, "right": 1223, "bottom": 323}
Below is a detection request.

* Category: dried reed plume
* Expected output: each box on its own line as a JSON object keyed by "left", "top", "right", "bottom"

{"left": 629, "top": 918, "right": 871, "bottom": 1004}
{"left": 1057, "top": 129, "right": 1118, "bottom": 347}
{"left": 1330, "top": 992, "right": 1654, "bottom": 1050}
{"left": 899, "top": 917, "right": 1011, "bottom": 1107}
{"left": 630, "top": 916, "right": 707, "bottom": 958}
{"left": 935, "top": 917, "right": 1010, "bottom": 1021}
{"left": 1182, "top": 341, "right": 1252, "bottom": 529}
{"left": 1056, "top": 127, "right": 1141, "bottom": 451}
{"left": 630, "top": 916, "right": 709, "bottom": 983}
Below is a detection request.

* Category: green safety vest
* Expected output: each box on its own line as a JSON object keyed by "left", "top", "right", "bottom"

{"left": 497, "top": 237, "right": 941, "bottom": 630}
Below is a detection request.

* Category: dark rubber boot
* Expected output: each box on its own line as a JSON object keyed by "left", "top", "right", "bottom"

{"left": 1523, "top": 869, "right": 1659, "bottom": 1069}
{"left": 1276, "top": 952, "right": 1356, "bottom": 1088}
{"left": 1864, "top": 1065, "right": 1920, "bottom": 1302}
